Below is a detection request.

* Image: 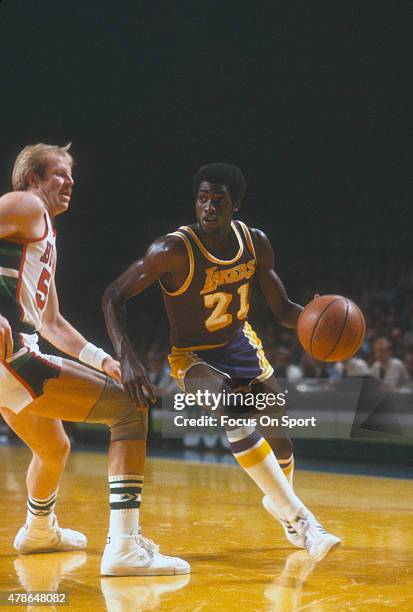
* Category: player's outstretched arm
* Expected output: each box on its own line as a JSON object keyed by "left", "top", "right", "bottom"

{"left": 40, "top": 276, "right": 88, "bottom": 356}
{"left": 39, "top": 277, "right": 121, "bottom": 381}
{"left": 252, "top": 228, "right": 303, "bottom": 329}
{"left": 102, "top": 235, "right": 186, "bottom": 406}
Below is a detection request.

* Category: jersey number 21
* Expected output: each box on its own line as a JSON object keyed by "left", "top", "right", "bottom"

{"left": 204, "top": 283, "right": 249, "bottom": 332}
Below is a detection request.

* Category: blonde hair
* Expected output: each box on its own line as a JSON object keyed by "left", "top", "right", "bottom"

{"left": 12, "top": 142, "right": 73, "bottom": 191}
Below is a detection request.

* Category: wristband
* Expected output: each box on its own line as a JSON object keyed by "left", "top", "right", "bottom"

{"left": 79, "top": 342, "right": 110, "bottom": 372}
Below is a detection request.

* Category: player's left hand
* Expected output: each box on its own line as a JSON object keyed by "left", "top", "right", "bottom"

{"left": 102, "top": 356, "right": 122, "bottom": 382}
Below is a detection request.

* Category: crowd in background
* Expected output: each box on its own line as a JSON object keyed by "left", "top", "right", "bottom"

{"left": 143, "top": 288, "right": 413, "bottom": 396}
{"left": 1, "top": 293, "right": 412, "bottom": 450}
{"left": 2, "top": 275, "right": 413, "bottom": 444}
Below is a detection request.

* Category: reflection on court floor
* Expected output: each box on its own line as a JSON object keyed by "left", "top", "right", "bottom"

{"left": 0, "top": 446, "right": 412, "bottom": 610}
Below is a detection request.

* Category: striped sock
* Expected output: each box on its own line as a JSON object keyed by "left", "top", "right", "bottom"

{"left": 227, "top": 427, "right": 303, "bottom": 521}
{"left": 108, "top": 474, "right": 143, "bottom": 537}
{"left": 26, "top": 491, "right": 57, "bottom": 527}
{"left": 279, "top": 454, "right": 294, "bottom": 486}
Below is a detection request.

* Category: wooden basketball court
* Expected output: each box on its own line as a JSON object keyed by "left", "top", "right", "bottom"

{"left": 1, "top": 445, "right": 412, "bottom": 610}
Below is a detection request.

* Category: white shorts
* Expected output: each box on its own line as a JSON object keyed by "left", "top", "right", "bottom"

{"left": 0, "top": 334, "right": 62, "bottom": 414}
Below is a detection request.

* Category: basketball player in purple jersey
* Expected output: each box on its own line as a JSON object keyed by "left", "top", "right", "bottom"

{"left": 103, "top": 163, "right": 340, "bottom": 561}
{"left": 0, "top": 143, "right": 188, "bottom": 576}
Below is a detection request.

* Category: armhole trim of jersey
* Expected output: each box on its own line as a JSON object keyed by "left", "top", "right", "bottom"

{"left": 16, "top": 244, "right": 28, "bottom": 324}
{"left": 238, "top": 221, "right": 256, "bottom": 261}
{"left": 159, "top": 231, "right": 194, "bottom": 297}
{"left": 182, "top": 222, "right": 243, "bottom": 265}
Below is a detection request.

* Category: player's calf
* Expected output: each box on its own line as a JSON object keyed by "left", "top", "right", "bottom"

{"left": 14, "top": 485, "right": 87, "bottom": 554}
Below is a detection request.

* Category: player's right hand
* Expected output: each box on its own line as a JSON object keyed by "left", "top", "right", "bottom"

{"left": 0, "top": 314, "right": 13, "bottom": 361}
{"left": 120, "top": 339, "right": 157, "bottom": 408}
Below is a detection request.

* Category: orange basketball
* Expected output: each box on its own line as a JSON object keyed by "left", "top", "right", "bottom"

{"left": 297, "top": 295, "right": 366, "bottom": 362}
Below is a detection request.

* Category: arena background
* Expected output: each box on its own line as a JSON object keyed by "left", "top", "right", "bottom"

{"left": 0, "top": 0, "right": 412, "bottom": 467}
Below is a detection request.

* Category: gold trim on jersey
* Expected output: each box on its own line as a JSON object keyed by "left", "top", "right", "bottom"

{"left": 237, "top": 221, "right": 256, "bottom": 261}
{"left": 182, "top": 222, "right": 244, "bottom": 265}
{"left": 242, "top": 322, "right": 274, "bottom": 382}
{"left": 159, "top": 231, "right": 195, "bottom": 296}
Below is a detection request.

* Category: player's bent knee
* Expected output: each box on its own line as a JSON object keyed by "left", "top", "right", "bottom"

{"left": 59, "top": 434, "right": 71, "bottom": 460}
{"left": 84, "top": 378, "right": 148, "bottom": 441}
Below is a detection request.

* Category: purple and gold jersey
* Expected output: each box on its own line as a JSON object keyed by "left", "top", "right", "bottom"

{"left": 161, "top": 220, "right": 258, "bottom": 349}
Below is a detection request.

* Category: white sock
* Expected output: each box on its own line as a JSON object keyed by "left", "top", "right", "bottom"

{"left": 26, "top": 490, "right": 57, "bottom": 528}
{"left": 108, "top": 475, "right": 143, "bottom": 538}
{"left": 227, "top": 427, "right": 304, "bottom": 521}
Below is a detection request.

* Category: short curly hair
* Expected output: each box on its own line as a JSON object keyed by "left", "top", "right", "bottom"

{"left": 193, "top": 162, "right": 247, "bottom": 204}
{"left": 12, "top": 142, "right": 73, "bottom": 191}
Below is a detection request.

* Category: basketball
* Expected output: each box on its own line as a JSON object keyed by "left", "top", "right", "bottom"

{"left": 297, "top": 295, "right": 366, "bottom": 362}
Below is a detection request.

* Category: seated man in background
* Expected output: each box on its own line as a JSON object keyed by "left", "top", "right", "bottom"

{"left": 370, "top": 337, "right": 410, "bottom": 389}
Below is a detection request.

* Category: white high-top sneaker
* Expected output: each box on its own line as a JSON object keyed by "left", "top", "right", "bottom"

{"left": 262, "top": 496, "right": 305, "bottom": 548}
{"left": 290, "top": 509, "right": 340, "bottom": 561}
{"left": 101, "top": 530, "right": 190, "bottom": 576}
{"left": 14, "top": 515, "right": 87, "bottom": 554}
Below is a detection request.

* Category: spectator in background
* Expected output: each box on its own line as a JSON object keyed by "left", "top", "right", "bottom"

{"left": 336, "top": 355, "right": 369, "bottom": 378}
{"left": 402, "top": 310, "right": 413, "bottom": 347}
{"left": 146, "top": 351, "right": 178, "bottom": 398}
{"left": 370, "top": 337, "right": 410, "bottom": 389}
{"left": 403, "top": 351, "right": 413, "bottom": 380}
{"left": 272, "top": 348, "right": 303, "bottom": 381}
{"left": 389, "top": 327, "right": 404, "bottom": 358}
{"left": 300, "top": 353, "right": 339, "bottom": 380}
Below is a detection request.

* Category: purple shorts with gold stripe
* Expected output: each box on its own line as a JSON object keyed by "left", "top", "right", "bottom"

{"left": 168, "top": 322, "right": 273, "bottom": 390}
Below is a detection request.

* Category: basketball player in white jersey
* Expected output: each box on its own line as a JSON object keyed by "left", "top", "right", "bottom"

{"left": 0, "top": 143, "right": 188, "bottom": 576}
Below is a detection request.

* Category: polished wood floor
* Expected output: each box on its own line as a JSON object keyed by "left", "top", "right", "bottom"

{"left": 0, "top": 445, "right": 412, "bottom": 611}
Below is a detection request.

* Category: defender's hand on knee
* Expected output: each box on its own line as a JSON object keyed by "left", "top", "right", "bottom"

{"left": 102, "top": 357, "right": 122, "bottom": 382}
{"left": 120, "top": 354, "right": 157, "bottom": 408}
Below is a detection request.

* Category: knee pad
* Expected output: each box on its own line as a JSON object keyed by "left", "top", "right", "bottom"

{"left": 85, "top": 378, "right": 148, "bottom": 441}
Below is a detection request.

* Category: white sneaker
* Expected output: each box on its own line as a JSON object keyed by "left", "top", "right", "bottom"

{"left": 262, "top": 496, "right": 305, "bottom": 549}
{"left": 14, "top": 515, "right": 87, "bottom": 554}
{"left": 290, "top": 510, "right": 341, "bottom": 561}
{"left": 101, "top": 531, "right": 190, "bottom": 576}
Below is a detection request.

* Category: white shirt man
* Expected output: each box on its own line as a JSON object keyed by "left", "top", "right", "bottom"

{"left": 370, "top": 337, "right": 410, "bottom": 388}
{"left": 336, "top": 357, "right": 369, "bottom": 378}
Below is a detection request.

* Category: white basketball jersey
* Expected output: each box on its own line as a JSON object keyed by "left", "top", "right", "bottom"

{"left": 0, "top": 211, "right": 56, "bottom": 335}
